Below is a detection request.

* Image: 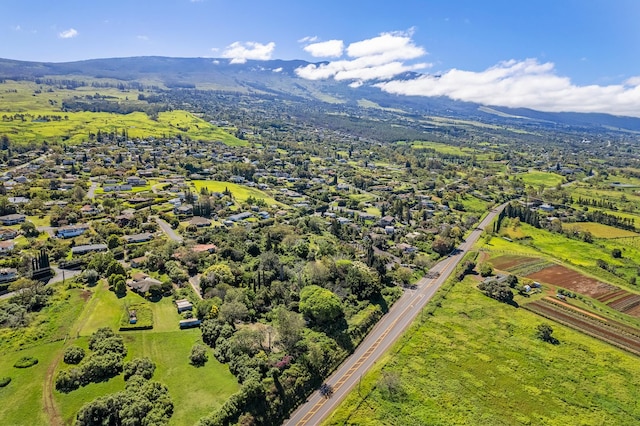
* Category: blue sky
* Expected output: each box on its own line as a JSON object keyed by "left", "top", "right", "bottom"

{"left": 3, "top": 0, "right": 640, "bottom": 116}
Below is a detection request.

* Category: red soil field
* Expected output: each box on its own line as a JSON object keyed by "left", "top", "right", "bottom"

{"left": 526, "top": 264, "right": 616, "bottom": 298}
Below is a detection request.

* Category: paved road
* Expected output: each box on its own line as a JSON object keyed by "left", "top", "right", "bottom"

{"left": 188, "top": 274, "right": 203, "bottom": 299}
{"left": 0, "top": 267, "right": 82, "bottom": 300}
{"left": 284, "top": 205, "right": 505, "bottom": 426}
{"left": 155, "top": 217, "right": 183, "bottom": 243}
{"left": 3, "top": 152, "right": 50, "bottom": 176}
{"left": 87, "top": 180, "right": 98, "bottom": 199}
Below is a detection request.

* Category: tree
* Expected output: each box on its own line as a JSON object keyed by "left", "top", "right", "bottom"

{"left": 105, "top": 260, "right": 126, "bottom": 278}
{"left": 219, "top": 301, "right": 249, "bottom": 324}
{"left": 612, "top": 248, "right": 622, "bottom": 258}
{"left": 431, "top": 236, "right": 454, "bottom": 256}
{"left": 190, "top": 344, "right": 209, "bottom": 366}
{"left": 20, "top": 221, "right": 39, "bottom": 238}
{"left": 63, "top": 346, "right": 86, "bottom": 365}
{"left": 107, "top": 234, "right": 121, "bottom": 250}
{"left": 299, "top": 285, "right": 344, "bottom": 326}
{"left": 274, "top": 307, "right": 305, "bottom": 352}
{"left": 536, "top": 323, "right": 558, "bottom": 344}
{"left": 123, "top": 357, "right": 156, "bottom": 380}
{"left": 478, "top": 263, "right": 493, "bottom": 277}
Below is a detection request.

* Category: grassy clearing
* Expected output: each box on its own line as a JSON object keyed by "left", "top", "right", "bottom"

{"left": 56, "top": 331, "right": 239, "bottom": 425}
{"left": 191, "top": 180, "right": 283, "bottom": 207}
{"left": 518, "top": 171, "right": 564, "bottom": 187}
{"left": 410, "top": 141, "right": 471, "bottom": 157}
{"left": 0, "top": 341, "right": 62, "bottom": 426}
{"left": 327, "top": 277, "right": 640, "bottom": 425}
{"left": 77, "top": 281, "right": 181, "bottom": 336}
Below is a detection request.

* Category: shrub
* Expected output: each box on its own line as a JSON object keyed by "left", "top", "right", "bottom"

{"left": 63, "top": 346, "right": 86, "bottom": 365}
{"left": 14, "top": 356, "right": 38, "bottom": 368}
{"left": 0, "top": 376, "right": 11, "bottom": 387}
{"left": 190, "top": 344, "right": 209, "bottom": 367}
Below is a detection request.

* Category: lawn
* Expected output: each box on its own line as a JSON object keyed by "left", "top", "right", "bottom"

{"left": 326, "top": 276, "right": 640, "bottom": 426}
{"left": 77, "top": 281, "right": 182, "bottom": 336}
{"left": 519, "top": 170, "right": 564, "bottom": 187}
{"left": 191, "top": 180, "right": 283, "bottom": 207}
{"left": 410, "top": 141, "right": 472, "bottom": 157}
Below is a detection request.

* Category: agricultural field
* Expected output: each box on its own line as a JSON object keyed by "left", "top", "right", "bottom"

{"left": 326, "top": 276, "right": 640, "bottom": 426}
{"left": 409, "top": 140, "right": 472, "bottom": 157}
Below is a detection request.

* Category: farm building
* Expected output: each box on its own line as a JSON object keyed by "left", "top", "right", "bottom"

{"left": 175, "top": 299, "right": 193, "bottom": 313}
{"left": 179, "top": 318, "right": 201, "bottom": 329}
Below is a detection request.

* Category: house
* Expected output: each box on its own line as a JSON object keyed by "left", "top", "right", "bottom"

{"left": 130, "top": 256, "right": 147, "bottom": 268}
{"left": 379, "top": 215, "right": 396, "bottom": 227}
{"left": 71, "top": 244, "right": 108, "bottom": 255}
{"left": 127, "top": 272, "right": 163, "bottom": 294}
{"left": 188, "top": 216, "right": 212, "bottom": 227}
{"left": 175, "top": 299, "right": 193, "bottom": 313}
{"left": 8, "top": 196, "right": 30, "bottom": 204}
{"left": 228, "top": 212, "right": 252, "bottom": 222}
{"left": 126, "top": 176, "right": 148, "bottom": 186}
{"left": 0, "top": 240, "right": 15, "bottom": 254}
{"left": 257, "top": 211, "right": 270, "bottom": 220}
{"left": 115, "top": 213, "right": 135, "bottom": 226}
{"left": 540, "top": 203, "right": 555, "bottom": 212}
{"left": 0, "top": 228, "right": 18, "bottom": 240}
{"left": 80, "top": 204, "right": 100, "bottom": 215}
{"left": 396, "top": 243, "right": 418, "bottom": 254}
{"left": 175, "top": 204, "right": 193, "bottom": 216}
{"left": 123, "top": 233, "right": 154, "bottom": 244}
{"left": 0, "top": 214, "right": 26, "bottom": 225}
{"left": 57, "top": 224, "right": 90, "bottom": 238}
{"left": 0, "top": 267, "right": 17, "bottom": 283}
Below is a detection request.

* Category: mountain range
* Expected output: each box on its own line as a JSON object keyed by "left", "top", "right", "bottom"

{"left": 1, "top": 56, "right": 640, "bottom": 134}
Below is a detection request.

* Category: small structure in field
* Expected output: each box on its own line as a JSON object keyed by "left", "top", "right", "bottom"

{"left": 176, "top": 299, "right": 193, "bottom": 313}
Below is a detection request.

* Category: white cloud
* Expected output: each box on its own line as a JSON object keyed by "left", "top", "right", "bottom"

{"left": 137, "top": 35, "right": 149, "bottom": 41}
{"left": 220, "top": 41, "right": 275, "bottom": 64}
{"left": 298, "top": 35, "right": 318, "bottom": 43}
{"left": 303, "top": 39, "right": 344, "bottom": 58}
{"left": 295, "top": 30, "right": 430, "bottom": 83}
{"left": 58, "top": 28, "right": 78, "bottom": 39}
{"left": 376, "top": 59, "right": 640, "bottom": 117}
{"left": 12, "top": 25, "right": 21, "bottom": 31}
{"left": 273, "top": 67, "right": 283, "bottom": 73}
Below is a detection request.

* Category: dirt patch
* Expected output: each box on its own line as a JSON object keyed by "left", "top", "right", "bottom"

{"left": 43, "top": 348, "right": 64, "bottom": 426}
{"left": 489, "top": 255, "right": 540, "bottom": 271}
{"left": 79, "top": 289, "right": 92, "bottom": 302}
{"left": 597, "top": 289, "right": 628, "bottom": 303}
{"left": 526, "top": 265, "right": 616, "bottom": 298}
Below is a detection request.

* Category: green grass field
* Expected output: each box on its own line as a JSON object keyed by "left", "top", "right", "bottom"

{"left": 519, "top": 171, "right": 564, "bottom": 187}
{"left": 0, "top": 80, "right": 245, "bottom": 146}
{"left": 410, "top": 141, "right": 472, "bottom": 157}
{"left": 55, "top": 331, "right": 239, "bottom": 425}
{"left": 564, "top": 222, "right": 639, "bottom": 239}
{"left": 53, "top": 281, "right": 239, "bottom": 425}
{"left": 191, "top": 180, "right": 283, "bottom": 206}
{"left": 326, "top": 277, "right": 640, "bottom": 425}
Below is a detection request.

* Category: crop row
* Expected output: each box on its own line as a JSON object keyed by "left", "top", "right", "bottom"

{"left": 608, "top": 294, "right": 640, "bottom": 313}
{"left": 539, "top": 298, "right": 640, "bottom": 339}
{"left": 596, "top": 289, "right": 628, "bottom": 303}
{"left": 525, "top": 301, "right": 640, "bottom": 356}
